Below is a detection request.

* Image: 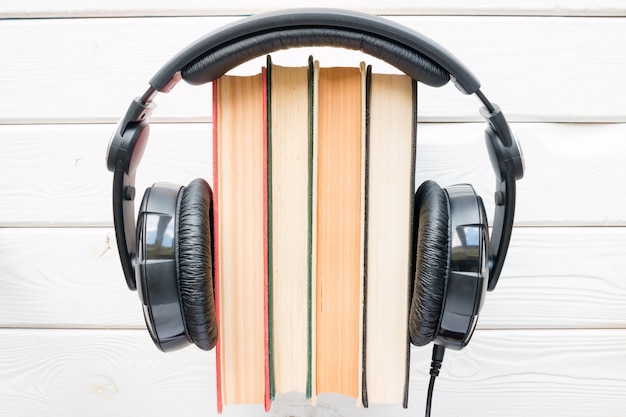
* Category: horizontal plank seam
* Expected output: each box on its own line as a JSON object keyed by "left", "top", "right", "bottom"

{"left": 0, "top": 326, "right": 624, "bottom": 331}
{"left": 3, "top": 13, "right": 626, "bottom": 20}
{"left": 3, "top": 117, "right": 626, "bottom": 126}
{"left": 3, "top": 224, "right": 626, "bottom": 229}
{"left": 3, "top": 120, "right": 626, "bottom": 127}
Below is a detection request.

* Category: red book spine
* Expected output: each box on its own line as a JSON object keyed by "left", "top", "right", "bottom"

{"left": 262, "top": 67, "right": 271, "bottom": 412}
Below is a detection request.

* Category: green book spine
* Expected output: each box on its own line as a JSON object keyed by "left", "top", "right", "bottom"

{"left": 306, "top": 55, "right": 314, "bottom": 400}
{"left": 266, "top": 54, "right": 275, "bottom": 401}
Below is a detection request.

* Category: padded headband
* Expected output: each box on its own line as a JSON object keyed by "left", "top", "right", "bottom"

{"left": 149, "top": 8, "right": 479, "bottom": 94}
{"left": 107, "top": 7, "right": 524, "bottom": 293}
{"left": 181, "top": 28, "right": 449, "bottom": 89}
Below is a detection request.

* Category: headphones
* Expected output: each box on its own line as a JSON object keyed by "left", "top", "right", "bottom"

{"left": 106, "top": 8, "right": 523, "bottom": 359}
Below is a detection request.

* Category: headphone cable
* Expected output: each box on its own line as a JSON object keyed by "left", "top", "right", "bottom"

{"left": 425, "top": 344, "right": 446, "bottom": 417}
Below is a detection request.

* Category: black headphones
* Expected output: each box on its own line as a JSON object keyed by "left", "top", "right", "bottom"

{"left": 106, "top": 4, "right": 523, "bottom": 380}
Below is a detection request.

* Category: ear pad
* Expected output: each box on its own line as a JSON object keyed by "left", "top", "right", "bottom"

{"left": 177, "top": 178, "right": 218, "bottom": 351}
{"left": 409, "top": 180, "right": 450, "bottom": 346}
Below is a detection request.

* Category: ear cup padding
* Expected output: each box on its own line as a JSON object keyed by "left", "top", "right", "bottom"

{"left": 177, "top": 178, "right": 218, "bottom": 351}
{"left": 409, "top": 180, "right": 450, "bottom": 346}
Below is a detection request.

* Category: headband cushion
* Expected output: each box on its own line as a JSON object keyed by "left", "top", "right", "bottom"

{"left": 409, "top": 180, "right": 450, "bottom": 346}
{"left": 177, "top": 178, "right": 218, "bottom": 351}
{"left": 181, "top": 28, "right": 450, "bottom": 88}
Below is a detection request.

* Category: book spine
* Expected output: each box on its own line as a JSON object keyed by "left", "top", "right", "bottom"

{"left": 315, "top": 65, "right": 362, "bottom": 399}
{"left": 403, "top": 79, "right": 418, "bottom": 409}
{"left": 357, "top": 61, "right": 367, "bottom": 409}
{"left": 212, "top": 78, "right": 223, "bottom": 414}
{"left": 262, "top": 67, "right": 270, "bottom": 413}
{"left": 361, "top": 64, "right": 373, "bottom": 408}
{"left": 266, "top": 56, "right": 275, "bottom": 403}
{"left": 215, "top": 73, "right": 266, "bottom": 408}
{"left": 309, "top": 59, "right": 320, "bottom": 403}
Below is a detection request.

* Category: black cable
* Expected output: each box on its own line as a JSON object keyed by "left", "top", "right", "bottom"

{"left": 425, "top": 374, "right": 437, "bottom": 417}
{"left": 424, "top": 344, "right": 446, "bottom": 417}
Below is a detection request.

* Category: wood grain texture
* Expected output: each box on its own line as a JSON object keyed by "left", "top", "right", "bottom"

{"left": 0, "top": 329, "right": 217, "bottom": 417}
{"left": 0, "top": 228, "right": 143, "bottom": 329}
{"left": 415, "top": 122, "right": 626, "bottom": 227}
{"left": 478, "top": 227, "right": 626, "bottom": 330}
{"left": 406, "top": 329, "right": 626, "bottom": 417}
{"left": 1, "top": 16, "right": 626, "bottom": 123}
{"left": 0, "top": 328, "right": 624, "bottom": 416}
{"left": 1, "top": 122, "right": 624, "bottom": 227}
{"left": 3, "top": 0, "right": 626, "bottom": 17}
{"left": 0, "top": 123, "right": 212, "bottom": 226}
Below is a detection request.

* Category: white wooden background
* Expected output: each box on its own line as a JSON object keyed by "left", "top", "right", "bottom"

{"left": 1, "top": 1, "right": 626, "bottom": 416}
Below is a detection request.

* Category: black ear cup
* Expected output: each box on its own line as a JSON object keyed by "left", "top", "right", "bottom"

{"left": 409, "top": 181, "right": 489, "bottom": 350}
{"left": 135, "top": 179, "right": 217, "bottom": 352}
{"left": 177, "top": 178, "right": 218, "bottom": 351}
{"left": 409, "top": 180, "right": 450, "bottom": 347}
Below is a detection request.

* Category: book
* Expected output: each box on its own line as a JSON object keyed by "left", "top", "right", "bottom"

{"left": 213, "top": 58, "right": 416, "bottom": 412}
{"left": 213, "top": 70, "right": 269, "bottom": 411}
{"left": 314, "top": 63, "right": 366, "bottom": 403}
{"left": 266, "top": 56, "right": 315, "bottom": 399}
{"left": 362, "top": 68, "right": 417, "bottom": 407}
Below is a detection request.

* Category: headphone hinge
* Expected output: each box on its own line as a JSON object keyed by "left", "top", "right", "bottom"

{"left": 121, "top": 96, "right": 156, "bottom": 134}
{"left": 479, "top": 102, "right": 513, "bottom": 148}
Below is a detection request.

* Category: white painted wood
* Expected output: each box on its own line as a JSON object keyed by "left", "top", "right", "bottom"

{"left": 1, "top": 16, "right": 625, "bottom": 123}
{"left": 412, "top": 329, "right": 626, "bottom": 417}
{"left": 415, "top": 122, "right": 626, "bottom": 227}
{"left": 0, "top": 228, "right": 144, "bottom": 329}
{"left": 0, "top": 123, "right": 212, "bottom": 227}
{"left": 0, "top": 227, "right": 623, "bottom": 330}
{"left": 479, "top": 227, "right": 626, "bottom": 330}
{"left": 0, "top": 329, "right": 216, "bottom": 416}
{"left": 0, "top": 328, "right": 623, "bottom": 416}
{"left": 3, "top": 0, "right": 626, "bottom": 18}
{"left": 1, "top": 123, "right": 624, "bottom": 227}
{"left": 1, "top": 4, "right": 624, "bottom": 416}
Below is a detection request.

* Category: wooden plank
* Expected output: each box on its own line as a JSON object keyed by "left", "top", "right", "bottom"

{"left": 415, "top": 122, "right": 626, "bottom": 227}
{"left": 0, "top": 123, "right": 212, "bottom": 227}
{"left": 478, "top": 227, "right": 626, "bottom": 330}
{"left": 3, "top": 0, "right": 626, "bottom": 18}
{"left": 0, "top": 17, "right": 223, "bottom": 124}
{"left": 1, "top": 17, "right": 626, "bottom": 123}
{"left": 0, "top": 329, "right": 217, "bottom": 416}
{"left": 407, "top": 329, "right": 626, "bottom": 417}
{"left": 0, "top": 228, "right": 143, "bottom": 329}
{"left": 0, "top": 328, "right": 623, "bottom": 416}
{"left": 0, "top": 227, "right": 623, "bottom": 330}
{"left": 1, "top": 122, "right": 624, "bottom": 227}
